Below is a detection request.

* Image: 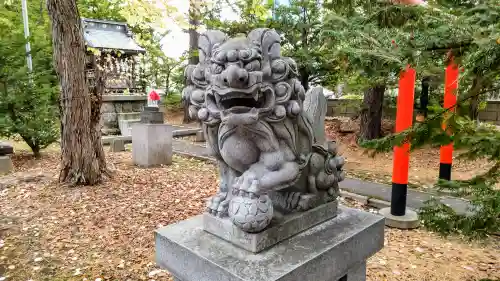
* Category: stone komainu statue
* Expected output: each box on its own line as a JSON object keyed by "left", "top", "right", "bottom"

{"left": 182, "top": 28, "right": 345, "bottom": 233}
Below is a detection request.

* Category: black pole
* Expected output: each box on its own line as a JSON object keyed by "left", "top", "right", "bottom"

{"left": 439, "top": 163, "right": 452, "bottom": 181}
{"left": 390, "top": 183, "right": 407, "bottom": 216}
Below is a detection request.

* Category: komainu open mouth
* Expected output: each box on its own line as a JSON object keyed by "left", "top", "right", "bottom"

{"left": 217, "top": 91, "right": 266, "bottom": 110}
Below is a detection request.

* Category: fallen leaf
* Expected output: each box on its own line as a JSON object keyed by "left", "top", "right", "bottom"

{"left": 73, "top": 268, "right": 82, "bottom": 276}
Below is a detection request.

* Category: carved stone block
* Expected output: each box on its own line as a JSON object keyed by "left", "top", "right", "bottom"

{"left": 140, "top": 106, "right": 164, "bottom": 124}
{"left": 0, "top": 156, "right": 13, "bottom": 174}
{"left": 155, "top": 206, "right": 384, "bottom": 281}
{"left": 132, "top": 124, "right": 172, "bottom": 167}
{"left": 109, "top": 139, "right": 125, "bottom": 152}
{"left": 203, "top": 200, "right": 338, "bottom": 253}
{"left": 0, "top": 142, "right": 14, "bottom": 156}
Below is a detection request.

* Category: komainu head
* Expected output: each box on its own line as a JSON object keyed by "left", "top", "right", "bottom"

{"left": 183, "top": 28, "right": 306, "bottom": 126}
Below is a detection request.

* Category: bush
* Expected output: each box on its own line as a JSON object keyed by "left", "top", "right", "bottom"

{"left": 0, "top": 73, "right": 59, "bottom": 158}
{"left": 162, "top": 92, "right": 183, "bottom": 110}
{"left": 0, "top": 8, "right": 59, "bottom": 158}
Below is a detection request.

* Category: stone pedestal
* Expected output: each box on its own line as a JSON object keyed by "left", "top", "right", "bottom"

{"left": 195, "top": 130, "right": 206, "bottom": 142}
{"left": 140, "top": 106, "right": 164, "bottom": 124}
{"left": 109, "top": 139, "right": 126, "bottom": 152}
{"left": 0, "top": 142, "right": 14, "bottom": 174}
{"left": 0, "top": 156, "right": 13, "bottom": 174}
{"left": 0, "top": 142, "right": 14, "bottom": 155}
{"left": 203, "top": 200, "right": 339, "bottom": 253}
{"left": 155, "top": 206, "right": 384, "bottom": 281}
{"left": 132, "top": 124, "right": 173, "bottom": 167}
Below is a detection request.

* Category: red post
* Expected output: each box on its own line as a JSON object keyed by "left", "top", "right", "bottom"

{"left": 391, "top": 66, "right": 416, "bottom": 216}
{"left": 439, "top": 61, "right": 459, "bottom": 180}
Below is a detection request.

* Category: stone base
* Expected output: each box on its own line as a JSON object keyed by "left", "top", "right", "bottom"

{"left": 155, "top": 206, "right": 384, "bottom": 281}
{"left": 0, "top": 142, "right": 14, "bottom": 155}
{"left": 140, "top": 107, "right": 164, "bottom": 124}
{"left": 379, "top": 207, "right": 419, "bottom": 229}
{"left": 132, "top": 124, "right": 173, "bottom": 167}
{"left": 195, "top": 130, "right": 206, "bottom": 142}
{"left": 109, "top": 139, "right": 126, "bottom": 152}
{"left": 118, "top": 119, "right": 140, "bottom": 136}
{"left": 0, "top": 156, "right": 13, "bottom": 174}
{"left": 203, "top": 200, "right": 338, "bottom": 253}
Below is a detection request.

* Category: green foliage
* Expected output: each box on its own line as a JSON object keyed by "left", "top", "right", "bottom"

{"left": 162, "top": 92, "right": 183, "bottom": 110}
{"left": 202, "top": 0, "right": 339, "bottom": 90}
{"left": 318, "top": 0, "right": 500, "bottom": 237}
{"left": 0, "top": 0, "right": 59, "bottom": 157}
{"left": 361, "top": 108, "right": 500, "bottom": 238}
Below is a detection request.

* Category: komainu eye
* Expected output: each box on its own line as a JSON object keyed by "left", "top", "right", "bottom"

{"left": 211, "top": 64, "right": 224, "bottom": 74}
{"left": 271, "top": 60, "right": 286, "bottom": 74}
{"left": 239, "top": 49, "right": 251, "bottom": 60}
{"left": 193, "top": 66, "right": 205, "bottom": 80}
{"left": 245, "top": 60, "right": 261, "bottom": 71}
{"left": 214, "top": 51, "right": 226, "bottom": 63}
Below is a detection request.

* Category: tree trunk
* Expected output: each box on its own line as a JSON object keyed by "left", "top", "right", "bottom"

{"left": 184, "top": 0, "right": 200, "bottom": 123}
{"left": 360, "top": 85, "right": 386, "bottom": 140}
{"left": 299, "top": 68, "right": 310, "bottom": 92}
{"left": 21, "top": 135, "right": 41, "bottom": 159}
{"left": 299, "top": 6, "right": 309, "bottom": 91}
{"left": 419, "top": 76, "right": 430, "bottom": 117}
{"left": 188, "top": 0, "right": 200, "bottom": 65}
{"left": 468, "top": 76, "right": 483, "bottom": 121}
{"left": 47, "top": 0, "right": 107, "bottom": 185}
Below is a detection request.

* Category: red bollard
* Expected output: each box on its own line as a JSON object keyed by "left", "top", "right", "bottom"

{"left": 439, "top": 62, "right": 459, "bottom": 181}
{"left": 391, "top": 66, "right": 416, "bottom": 217}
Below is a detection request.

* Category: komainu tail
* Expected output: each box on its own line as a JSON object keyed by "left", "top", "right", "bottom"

{"left": 303, "top": 87, "right": 327, "bottom": 144}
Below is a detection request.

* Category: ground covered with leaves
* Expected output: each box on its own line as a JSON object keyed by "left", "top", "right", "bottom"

{"left": 1, "top": 149, "right": 499, "bottom": 281}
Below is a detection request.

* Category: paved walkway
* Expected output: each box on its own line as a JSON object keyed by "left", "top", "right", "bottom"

{"left": 171, "top": 140, "right": 473, "bottom": 215}
{"left": 339, "top": 178, "right": 471, "bottom": 215}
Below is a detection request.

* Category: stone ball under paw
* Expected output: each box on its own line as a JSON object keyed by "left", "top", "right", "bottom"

{"left": 228, "top": 195, "right": 273, "bottom": 233}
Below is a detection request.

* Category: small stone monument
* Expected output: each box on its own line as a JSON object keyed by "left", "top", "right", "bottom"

{"left": 155, "top": 29, "right": 384, "bottom": 281}
{"left": 0, "top": 142, "right": 14, "bottom": 174}
{"left": 109, "top": 138, "right": 125, "bottom": 152}
{"left": 132, "top": 90, "right": 173, "bottom": 167}
{"left": 140, "top": 90, "right": 164, "bottom": 124}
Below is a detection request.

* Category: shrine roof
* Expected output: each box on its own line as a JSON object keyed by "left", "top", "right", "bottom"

{"left": 82, "top": 18, "right": 146, "bottom": 54}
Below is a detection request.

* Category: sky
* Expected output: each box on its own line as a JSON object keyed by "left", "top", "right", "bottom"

{"left": 161, "top": 0, "right": 241, "bottom": 59}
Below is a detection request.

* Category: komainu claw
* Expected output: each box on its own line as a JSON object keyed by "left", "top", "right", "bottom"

{"left": 207, "top": 191, "right": 230, "bottom": 217}
{"left": 328, "top": 187, "right": 335, "bottom": 196}
{"left": 248, "top": 180, "right": 260, "bottom": 195}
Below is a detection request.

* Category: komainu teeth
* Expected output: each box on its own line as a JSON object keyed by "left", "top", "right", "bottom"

{"left": 253, "top": 93, "right": 259, "bottom": 101}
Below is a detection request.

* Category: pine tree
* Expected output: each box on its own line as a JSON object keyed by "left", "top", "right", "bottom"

{"left": 357, "top": 0, "right": 500, "bottom": 238}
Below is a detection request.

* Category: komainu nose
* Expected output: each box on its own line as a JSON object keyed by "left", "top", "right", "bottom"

{"left": 222, "top": 65, "right": 249, "bottom": 88}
